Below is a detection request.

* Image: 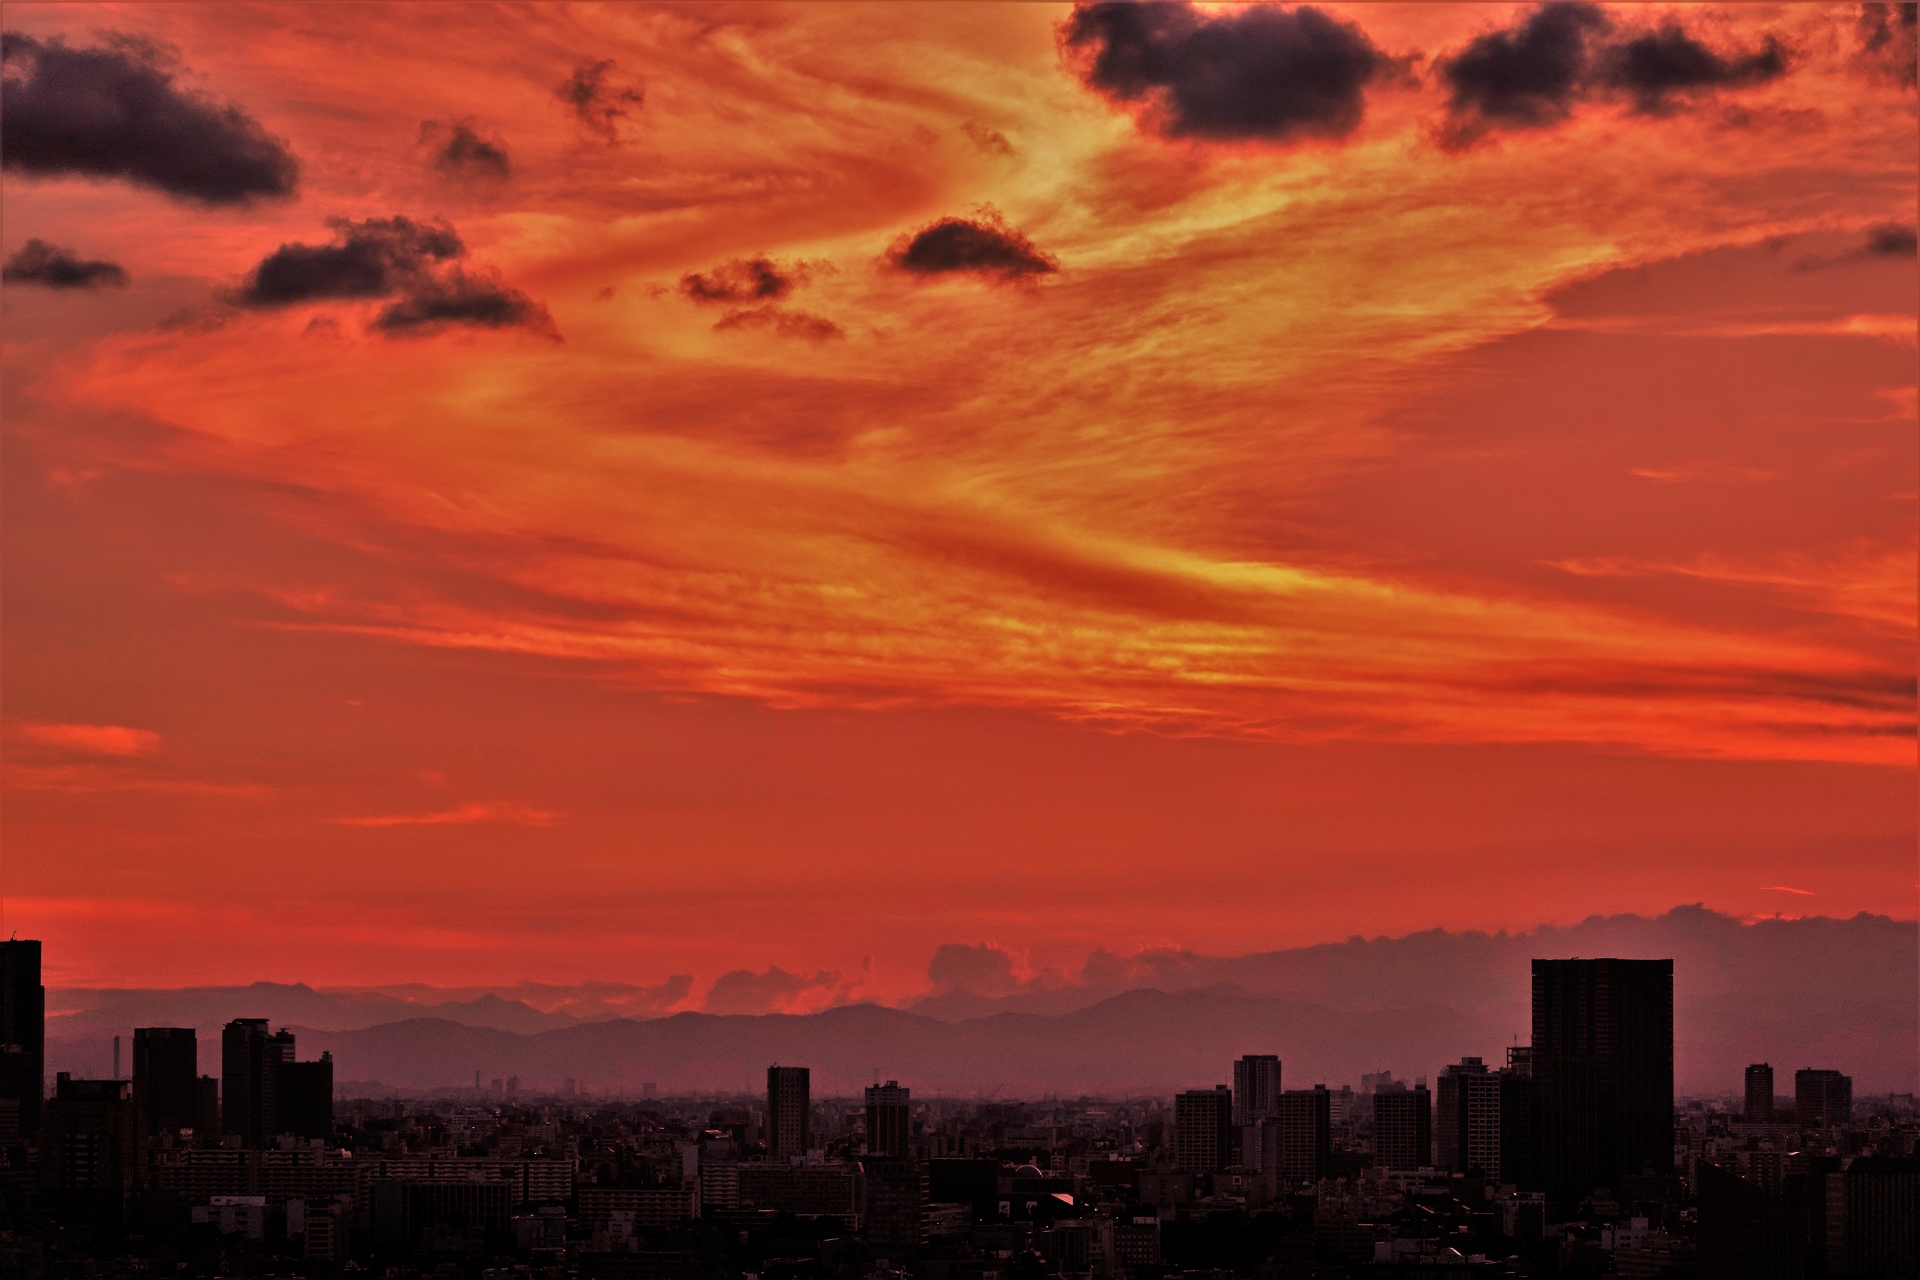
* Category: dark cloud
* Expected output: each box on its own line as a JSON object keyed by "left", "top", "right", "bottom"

{"left": 1439, "top": 4, "right": 1794, "bottom": 145}
{"left": 421, "top": 118, "right": 510, "bottom": 180}
{"left": 232, "top": 215, "right": 554, "bottom": 338}
{"left": 928, "top": 943, "right": 1022, "bottom": 996}
{"left": 0, "top": 31, "right": 298, "bottom": 206}
{"left": 1857, "top": 3, "right": 1918, "bottom": 87}
{"left": 712, "top": 306, "right": 843, "bottom": 341}
{"left": 1600, "top": 24, "right": 1787, "bottom": 114}
{"left": 1059, "top": 2, "right": 1381, "bottom": 142}
{"left": 2, "top": 238, "right": 128, "bottom": 289}
{"left": 703, "top": 966, "right": 838, "bottom": 1016}
{"left": 373, "top": 268, "right": 556, "bottom": 338}
{"left": 557, "top": 59, "right": 644, "bottom": 140}
{"left": 235, "top": 217, "right": 463, "bottom": 307}
{"left": 1438, "top": 1, "right": 1612, "bottom": 135}
{"left": 1865, "top": 223, "right": 1918, "bottom": 256}
{"left": 679, "top": 257, "right": 807, "bottom": 304}
{"left": 887, "top": 210, "right": 1057, "bottom": 281}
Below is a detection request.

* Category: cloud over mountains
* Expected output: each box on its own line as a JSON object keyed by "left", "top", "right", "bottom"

{"left": 46, "top": 908, "right": 1918, "bottom": 1095}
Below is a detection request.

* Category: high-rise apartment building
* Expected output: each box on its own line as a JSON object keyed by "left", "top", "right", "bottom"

{"left": 40, "top": 1074, "right": 134, "bottom": 1204}
{"left": 1744, "top": 1063, "right": 1774, "bottom": 1123}
{"left": 1277, "top": 1087, "right": 1331, "bottom": 1182}
{"left": 1437, "top": 1057, "right": 1502, "bottom": 1179}
{"left": 195, "top": 1076, "right": 220, "bottom": 1138}
{"left": 865, "top": 1080, "right": 911, "bottom": 1159}
{"left": 767, "top": 1065, "right": 810, "bottom": 1159}
{"left": 1232, "top": 1055, "right": 1282, "bottom": 1125}
{"left": 132, "top": 1028, "right": 198, "bottom": 1135}
{"left": 863, "top": 1157, "right": 928, "bottom": 1259}
{"left": 222, "top": 1019, "right": 276, "bottom": 1147}
{"left": 1497, "top": 1059, "right": 1537, "bottom": 1192}
{"left": 0, "top": 939, "right": 46, "bottom": 1138}
{"left": 276, "top": 1052, "right": 334, "bottom": 1139}
{"left": 222, "top": 1020, "right": 318, "bottom": 1146}
{"left": 1372, "top": 1083, "right": 1431, "bottom": 1171}
{"left": 1531, "top": 958, "right": 1674, "bottom": 1202}
{"left": 1173, "top": 1086, "right": 1235, "bottom": 1175}
{"left": 1794, "top": 1069, "right": 1852, "bottom": 1127}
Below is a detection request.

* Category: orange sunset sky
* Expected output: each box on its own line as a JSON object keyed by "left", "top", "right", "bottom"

{"left": 1, "top": 2, "right": 1915, "bottom": 1008}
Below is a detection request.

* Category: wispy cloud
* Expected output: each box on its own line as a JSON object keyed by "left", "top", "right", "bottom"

{"left": 12, "top": 721, "right": 161, "bottom": 757}
{"left": 332, "top": 802, "right": 559, "bottom": 828}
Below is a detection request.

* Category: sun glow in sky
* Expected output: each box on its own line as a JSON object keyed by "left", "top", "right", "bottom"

{"left": 2, "top": 2, "right": 1915, "bottom": 1009}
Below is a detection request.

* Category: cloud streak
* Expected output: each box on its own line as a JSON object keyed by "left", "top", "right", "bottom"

{"left": 332, "top": 802, "right": 560, "bottom": 827}
{"left": 11, "top": 722, "right": 160, "bottom": 756}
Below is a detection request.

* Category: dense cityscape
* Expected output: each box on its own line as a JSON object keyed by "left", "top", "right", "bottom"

{"left": 1, "top": 941, "right": 1915, "bottom": 1279}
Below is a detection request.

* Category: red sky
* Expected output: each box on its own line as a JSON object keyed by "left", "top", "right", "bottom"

{"left": 2, "top": 2, "right": 1914, "bottom": 1010}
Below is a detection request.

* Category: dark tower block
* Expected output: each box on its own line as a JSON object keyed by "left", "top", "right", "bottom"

{"left": 1531, "top": 958, "right": 1674, "bottom": 1204}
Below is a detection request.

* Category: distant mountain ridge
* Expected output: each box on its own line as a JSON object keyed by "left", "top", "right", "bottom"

{"left": 44, "top": 908, "right": 1917, "bottom": 1094}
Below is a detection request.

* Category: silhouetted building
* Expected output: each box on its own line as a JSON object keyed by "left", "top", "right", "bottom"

{"left": 1372, "top": 1084, "right": 1431, "bottom": 1171}
{"left": 275, "top": 1052, "right": 333, "bottom": 1139}
{"left": 222, "top": 1020, "right": 298, "bottom": 1146}
{"left": 371, "top": 1178, "right": 512, "bottom": 1253}
{"left": 1744, "top": 1063, "right": 1774, "bottom": 1123}
{"left": 865, "top": 1080, "right": 910, "bottom": 1159}
{"left": 1277, "top": 1087, "right": 1331, "bottom": 1182}
{"left": 1497, "top": 1064, "right": 1537, "bottom": 1191}
{"left": 863, "top": 1158, "right": 928, "bottom": 1258}
{"left": 1531, "top": 957, "right": 1673, "bottom": 1202}
{"left": 1437, "top": 1057, "right": 1500, "bottom": 1178}
{"left": 929, "top": 1157, "right": 1000, "bottom": 1221}
{"left": 1697, "top": 1158, "right": 1834, "bottom": 1280}
{"left": 1793, "top": 1068, "right": 1851, "bottom": 1128}
{"left": 40, "top": 1074, "right": 134, "bottom": 1217}
{"left": 767, "top": 1065, "right": 810, "bottom": 1159}
{"left": 1830, "top": 1156, "right": 1919, "bottom": 1279}
{"left": 133, "top": 1028, "right": 198, "bottom": 1136}
{"left": 1173, "top": 1085, "right": 1234, "bottom": 1175}
{"left": 0, "top": 939, "right": 45, "bottom": 1139}
{"left": 196, "top": 1076, "right": 220, "bottom": 1138}
{"left": 1233, "top": 1054, "right": 1282, "bottom": 1124}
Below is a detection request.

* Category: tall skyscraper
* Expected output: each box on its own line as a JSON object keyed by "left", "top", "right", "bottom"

{"left": 1497, "top": 1060, "right": 1537, "bottom": 1191}
{"left": 767, "top": 1065, "right": 810, "bottom": 1159}
{"left": 222, "top": 1019, "right": 273, "bottom": 1147}
{"left": 1437, "top": 1056, "right": 1501, "bottom": 1179}
{"left": 1372, "top": 1083, "right": 1431, "bottom": 1171}
{"left": 0, "top": 939, "right": 46, "bottom": 1138}
{"left": 222, "top": 1019, "right": 297, "bottom": 1146}
{"left": 1174, "top": 1085, "right": 1235, "bottom": 1174}
{"left": 275, "top": 1052, "right": 334, "bottom": 1140}
{"left": 1531, "top": 958, "right": 1674, "bottom": 1202}
{"left": 196, "top": 1076, "right": 220, "bottom": 1138}
{"left": 1744, "top": 1063, "right": 1774, "bottom": 1123}
{"left": 865, "top": 1080, "right": 911, "bottom": 1159}
{"left": 1232, "top": 1055, "right": 1282, "bottom": 1125}
{"left": 1793, "top": 1069, "right": 1852, "bottom": 1127}
{"left": 133, "top": 1028, "right": 198, "bottom": 1136}
{"left": 1277, "top": 1087, "right": 1331, "bottom": 1182}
